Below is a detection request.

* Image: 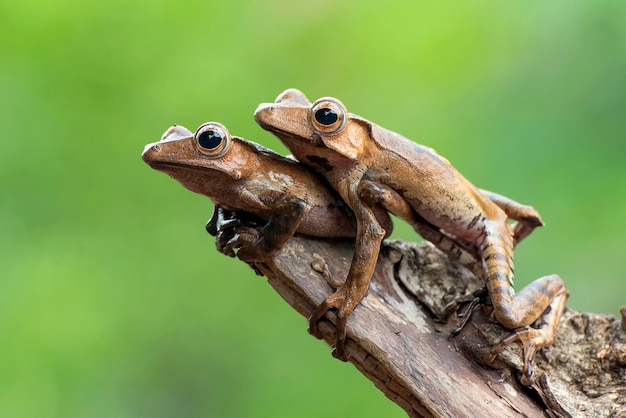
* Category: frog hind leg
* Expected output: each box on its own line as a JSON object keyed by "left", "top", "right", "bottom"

{"left": 359, "top": 180, "right": 494, "bottom": 334}
{"left": 478, "top": 189, "right": 544, "bottom": 244}
{"left": 480, "top": 223, "right": 569, "bottom": 384}
{"left": 486, "top": 278, "right": 568, "bottom": 385}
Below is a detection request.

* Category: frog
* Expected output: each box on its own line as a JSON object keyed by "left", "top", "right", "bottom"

{"left": 254, "top": 88, "right": 569, "bottom": 385}
{"left": 142, "top": 122, "right": 366, "bottom": 262}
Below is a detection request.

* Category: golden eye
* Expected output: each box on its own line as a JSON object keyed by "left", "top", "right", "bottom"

{"left": 194, "top": 122, "right": 232, "bottom": 157}
{"left": 310, "top": 98, "right": 347, "bottom": 135}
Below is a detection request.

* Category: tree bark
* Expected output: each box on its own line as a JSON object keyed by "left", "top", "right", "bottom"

{"left": 238, "top": 236, "right": 626, "bottom": 418}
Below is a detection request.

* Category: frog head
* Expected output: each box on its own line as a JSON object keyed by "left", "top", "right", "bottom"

{"left": 255, "top": 88, "right": 369, "bottom": 162}
{"left": 142, "top": 122, "right": 251, "bottom": 200}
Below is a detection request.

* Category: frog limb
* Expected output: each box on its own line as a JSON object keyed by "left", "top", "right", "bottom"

{"left": 207, "top": 206, "right": 262, "bottom": 235}
{"left": 479, "top": 221, "right": 568, "bottom": 383}
{"left": 208, "top": 207, "right": 242, "bottom": 257}
{"left": 221, "top": 197, "right": 307, "bottom": 263}
{"left": 207, "top": 207, "right": 264, "bottom": 257}
{"left": 478, "top": 189, "right": 544, "bottom": 244}
{"left": 359, "top": 182, "right": 545, "bottom": 273}
{"left": 207, "top": 206, "right": 260, "bottom": 235}
{"left": 357, "top": 182, "right": 499, "bottom": 344}
{"left": 308, "top": 179, "right": 386, "bottom": 361}
{"left": 486, "top": 283, "right": 569, "bottom": 385}
{"left": 217, "top": 226, "right": 259, "bottom": 258}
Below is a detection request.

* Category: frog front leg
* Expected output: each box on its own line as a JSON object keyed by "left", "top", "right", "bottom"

{"left": 479, "top": 221, "right": 569, "bottom": 384}
{"left": 206, "top": 206, "right": 265, "bottom": 258}
{"left": 207, "top": 206, "right": 263, "bottom": 236}
{"left": 308, "top": 180, "right": 386, "bottom": 361}
{"left": 218, "top": 194, "right": 307, "bottom": 263}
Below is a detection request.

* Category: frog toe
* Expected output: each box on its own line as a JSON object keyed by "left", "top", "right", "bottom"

{"left": 216, "top": 227, "right": 259, "bottom": 259}
{"left": 308, "top": 290, "right": 355, "bottom": 362}
{"left": 308, "top": 296, "right": 334, "bottom": 340}
{"left": 487, "top": 326, "right": 551, "bottom": 385}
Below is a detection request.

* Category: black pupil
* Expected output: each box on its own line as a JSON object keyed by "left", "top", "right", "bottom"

{"left": 314, "top": 107, "right": 338, "bottom": 125}
{"left": 198, "top": 130, "right": 223, "bottom": 150}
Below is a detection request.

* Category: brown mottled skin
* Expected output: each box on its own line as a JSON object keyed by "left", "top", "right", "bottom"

{"left": 254, "top": 89, "right": 569, "bottom": 385}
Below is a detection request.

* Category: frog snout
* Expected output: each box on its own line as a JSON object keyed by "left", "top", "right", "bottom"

{"left": 142, "top": 142, "right": 159, "bottom": 154}
{"left": 253, "top": 104, "right": 272, "bottom": 125}
{"left": 141, "top": 142, "right": 160, "bottom": 161}
{"left": 142, "top": 124, "right": 194, "bottom": 162}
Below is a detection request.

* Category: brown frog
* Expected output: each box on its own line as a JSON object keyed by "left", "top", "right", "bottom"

{"left": 142, "top": 122, "right": 361, "bottom": 261}
{"left": 254, "top": 88, "right": 569, "bottom": 385}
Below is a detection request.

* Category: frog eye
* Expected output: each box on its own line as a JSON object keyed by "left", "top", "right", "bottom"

{"left": 194, "top": 122, "right": 232, "bottom": 157}
{"left": 310, "top": 98, "right": 347, "bottom": 135}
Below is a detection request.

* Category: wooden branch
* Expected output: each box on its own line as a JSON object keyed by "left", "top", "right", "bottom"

{"left": 239, "top": 236, "right": 626, "bottom": 417}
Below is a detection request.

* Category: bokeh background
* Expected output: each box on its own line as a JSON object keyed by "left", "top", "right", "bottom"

{"left": 2, "top": 1, "right": 625, "bottom": 417}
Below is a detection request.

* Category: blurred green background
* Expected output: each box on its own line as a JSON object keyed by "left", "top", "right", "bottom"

{"left": 2, "top": 1, "right": 625, "bottom": 417}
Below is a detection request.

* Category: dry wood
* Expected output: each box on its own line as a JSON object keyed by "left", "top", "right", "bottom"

{"left": 236, "top": 236, "right": 626, "bottom": 418}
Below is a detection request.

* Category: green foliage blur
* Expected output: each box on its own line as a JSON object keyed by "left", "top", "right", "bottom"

{"left": 2, "top": 1, "right": 625, "bottom": 416}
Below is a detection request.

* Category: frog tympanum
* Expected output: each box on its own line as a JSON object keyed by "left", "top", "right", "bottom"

{"left": 254, "top": 88, "right": 569, "bottom": 385}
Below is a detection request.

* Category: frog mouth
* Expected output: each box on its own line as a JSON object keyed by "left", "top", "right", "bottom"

{"left": 145, "top": 160, "right": 207, "bottom": 172}
{"left": 255, "top": 121, "right": 298, "bottom": 139}
{"left": 148, "top": 161, "right": 226, "bottom": 185}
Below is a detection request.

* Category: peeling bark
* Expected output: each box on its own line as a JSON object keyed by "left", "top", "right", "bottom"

{"left": 234, "top": 236, "right": 626, "bottom": 417}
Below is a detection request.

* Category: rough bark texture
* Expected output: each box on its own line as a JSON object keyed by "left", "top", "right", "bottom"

{"left": 237, "top": 236, "right": 626, "bottom": 418}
